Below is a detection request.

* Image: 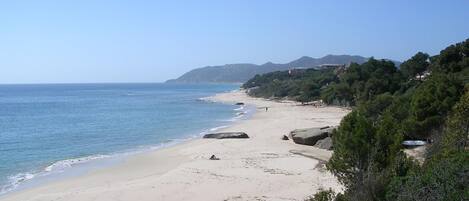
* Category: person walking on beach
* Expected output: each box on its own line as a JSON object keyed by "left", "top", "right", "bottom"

{"left": 265, "top": 107, "right": 268, "bottom": 112}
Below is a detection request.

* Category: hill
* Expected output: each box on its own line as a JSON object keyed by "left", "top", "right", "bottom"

{"left": 166, "top": 55, "right": 399, "bottom": 83}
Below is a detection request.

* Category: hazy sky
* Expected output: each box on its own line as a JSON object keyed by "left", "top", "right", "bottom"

{"left": 1, "top": 0, "right": 469, "bottom": 84}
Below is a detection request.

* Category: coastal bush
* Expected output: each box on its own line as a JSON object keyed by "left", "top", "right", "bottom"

{"left": 306, "top": 190, "right": 349, "bottom": 201}
{"left": 327, "top": 110, "right": 376, "bottom": 188}
{"left": 357, "top": 93, "right": 394, "bottom": 121}
{"left": 432, "top": 39, "right": 469, "bottom": 74}
{"left": 243, "top": 68, "right": 337, "bottom": 102}
{"left": 338, "top": 58, "right": 402, "bottom": 105}
{"left": 406, "top": 73, "right": 462, "bottom": 139}
{"left": 326, "top": 39, "right": 469, "bottom": 200}
{"left": 243, "top": 38, "right": 469, "bottom": 200}
{"left": 400, "top": 52, "right": 430, "bottom": 80}
{"left": 428, "top": 86, "right": 469, "bottom": 158}
{"left": 321, "top": 83, "right": 353, "bottom": 106}
{"left": 386, "top": 151, "right": 469, "bottom": 201}
{"left": 305, "top": 189, "right": 336, "bottom": 201}
{"left": 332, "top": 58, "right": 403, "bottom": 105}
{"left": 326, "top": 109, "right": 405, "bottom": 201}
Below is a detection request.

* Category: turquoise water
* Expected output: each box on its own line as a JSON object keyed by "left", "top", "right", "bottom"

{"left": 0, "top": 83, "right": 242, "bottom": 194}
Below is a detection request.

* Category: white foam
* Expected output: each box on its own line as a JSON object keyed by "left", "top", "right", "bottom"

{"left": 0, "top": 138, "right": 198, "bottom": 195}
{"left": 234, "top": 106, "right": 244, "bottom": 111}
{"left": 197, "top": 97, "right": 215, "bottom": 103}
{"left": 209, "top": 125, "right": 228, "bottom": 132}
{"left": 236, "top": 111, "right": 245, "bottom": 116}
{"left": 0, "top": 154, "right": 115, "bottom": 196}
{"left": 0, "top": 173, "right": 35, "bottom": 195}
{"left": 44, "top": 155, "right": 111, "bottom": 173}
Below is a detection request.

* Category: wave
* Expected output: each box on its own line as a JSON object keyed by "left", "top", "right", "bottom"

{"left": 0, "top": 173, "right": 34, "bottom": 195}
{"left": 196, "top": 97, "right": 216, "bottom": 103}
{"left": 206, "top": 125, "right": 229, "bottom": 133}
{"left": 234, "top": 105, "right": 244, "bottom": 111}
{"left": 0, "top": 154, "right": 115, "bottom": 196}
{"left": 43, "top": 155, "right": 111, "bottom": 173}
{"left": 0, "top": 140, "right": 184, "bottom": 196}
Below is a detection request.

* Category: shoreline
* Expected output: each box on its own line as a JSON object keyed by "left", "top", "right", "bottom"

{"left": 0, "top": 90, "right": 349, "bottom": 201}
{"left": 0, "top": 94, "right": 251, "bottom": 197}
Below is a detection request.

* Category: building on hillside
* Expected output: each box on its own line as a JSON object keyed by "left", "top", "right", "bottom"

{"left": 416, "top": 71, "right": 431, "bottom": 80}
{"left": 317, "top": 64, "right": 346, "bottom": 69}
{"left": 288, "top": 63, "right": 348, "bottom": 76}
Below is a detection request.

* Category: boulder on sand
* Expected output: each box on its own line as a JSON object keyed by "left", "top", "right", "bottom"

{"left": 209, "top": 155, "right": 220, "bottom": 160}
{"left": 203, "top": 132, "right": 249, "bottom": 139}
{"left": 289, "top": 127, "right": 334, "bottom": 146}
{"left": 314, "top": 137, "right": 333, "bottom": 150}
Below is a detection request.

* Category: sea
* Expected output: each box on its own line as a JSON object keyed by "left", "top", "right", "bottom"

{"left": 0, "top": 83, "right": 248, "bottom": 195}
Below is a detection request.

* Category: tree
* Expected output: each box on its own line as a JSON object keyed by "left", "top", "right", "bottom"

{"left": 386, "top": 151, "right": 469, "bottom": 201}
{"left": 296, "top": 82, "right": 321, "bottom": 103}
{"left": 407, "top": 73, "right": 461, "bottom": 139}
{"left": 372, "top": 111, "right": 403, "bottom": 170}
{"left": 400, "top": 52, "right": 430, "bottom": 80}
{"left": 333, "top": 58, "right": 402, "bottom": 105}
{"left": 306, "top": 189, "right": 336, "bottom": 201}
{"left": 429, "top": 86, "right": 469, "bottom": 158}
{"left": 327, "top": 110, "right": 376, "bottom": 188}
{"left": 359, "top": 93, "right": 394, "bottom": 121}
{"left": 243, "top": 68, "right": 338, "bottom": 101}
{"left": 433, "top": 38, "right": 469, "bottom": 73}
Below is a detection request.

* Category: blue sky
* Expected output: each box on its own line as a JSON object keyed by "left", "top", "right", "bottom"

{"left": 1, "top": 0, "right": 468, "bottom": 83}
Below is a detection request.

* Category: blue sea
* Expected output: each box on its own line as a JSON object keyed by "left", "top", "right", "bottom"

{"left": 0, "top": 83, "right": 245, "bottom": 195}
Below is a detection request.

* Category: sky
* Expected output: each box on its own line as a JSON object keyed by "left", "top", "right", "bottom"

{"left": 1, "top": 0, "right": 469, "bottom": 84}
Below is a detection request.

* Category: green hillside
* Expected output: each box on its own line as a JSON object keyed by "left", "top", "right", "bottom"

{"left": 244, "top": 39, "right": 469, "bottom": 201}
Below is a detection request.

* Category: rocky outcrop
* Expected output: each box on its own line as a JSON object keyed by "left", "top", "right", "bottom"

{"left": 289, "top": 127, "right": 334, "bottom": 146}
{"left": 203, "top": 132, "right": 249, "bottom": 139}
{"left": 314, "top": 137, "right": 333, "bottom": 150}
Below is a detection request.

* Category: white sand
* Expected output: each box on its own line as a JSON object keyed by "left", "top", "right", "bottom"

{"left": 1, "top": 90, "right": 349, "bottom": 201}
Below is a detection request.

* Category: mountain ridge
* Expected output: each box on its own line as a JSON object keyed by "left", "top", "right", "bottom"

{"left": 166, "top": 55, "right": 400, "bottom": 83}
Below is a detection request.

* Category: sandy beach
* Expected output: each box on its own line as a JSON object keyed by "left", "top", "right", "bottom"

{"left": 1, "top": 90, "right": 349, "bottom": 201}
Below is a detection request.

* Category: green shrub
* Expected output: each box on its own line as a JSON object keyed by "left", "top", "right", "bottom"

{"left": 386, "top": 151, "right": 469, "bottom": 201}
{"left": 306, "top": 189, "right": 336, "bottom": 201}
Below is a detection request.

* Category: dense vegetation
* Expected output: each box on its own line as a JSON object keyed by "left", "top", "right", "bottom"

{"left": 243, "top": 58, "right": 399, "bottom": 104}
{"left": 243, "top": 68, "right": 338, "bottom": 103}
{"left": 245, "top": 39, "right": 469, "bottom": 201}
